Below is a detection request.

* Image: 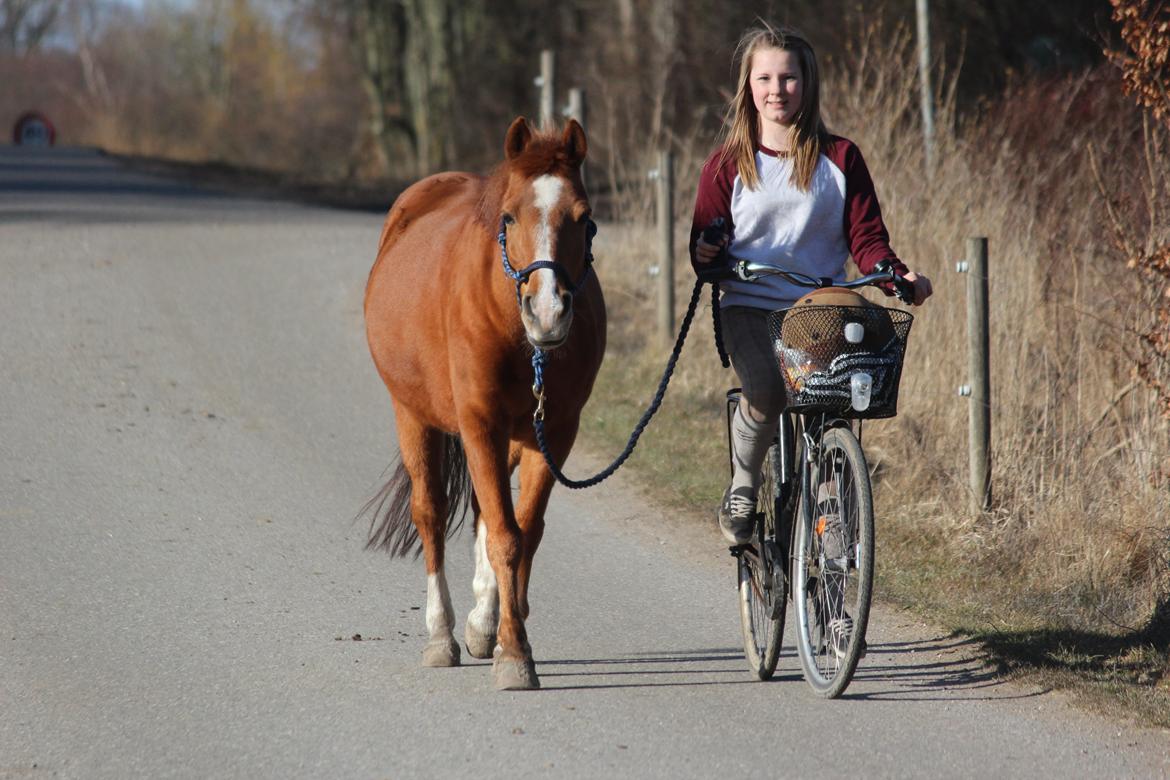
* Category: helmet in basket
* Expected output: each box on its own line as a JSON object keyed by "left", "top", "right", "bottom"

{"left": 780, "top": 287, "right": 894, "bottom": 356}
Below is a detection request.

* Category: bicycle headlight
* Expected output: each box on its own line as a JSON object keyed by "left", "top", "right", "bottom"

{"left": 850, "top": 372, "right": 873, "bottom": 412}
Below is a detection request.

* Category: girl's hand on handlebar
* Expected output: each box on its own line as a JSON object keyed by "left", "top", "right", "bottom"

{"left": 902, "top": 271, "right": 933, "bottom": 306}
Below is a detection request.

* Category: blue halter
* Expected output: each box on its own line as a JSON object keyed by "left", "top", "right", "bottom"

{"left": 497, "top": 216, "right": 597, "bottom": 303}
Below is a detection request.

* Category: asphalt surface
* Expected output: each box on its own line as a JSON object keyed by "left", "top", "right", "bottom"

{"left": 1, "top": 147, "right": 1167, "bottom": 778}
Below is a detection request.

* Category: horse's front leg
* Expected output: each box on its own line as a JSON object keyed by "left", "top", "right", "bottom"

{"left": 514, "top": 439, "right": 569, "bottom": 620}
{"left": 464, "top": 514, "right": 498, "bottom": 659}
{"left": 460, "top": 425, "right": 537, "bottom": 690}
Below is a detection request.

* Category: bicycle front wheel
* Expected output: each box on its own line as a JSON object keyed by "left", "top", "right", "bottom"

{"left": 737, "top": 445, "right": 787, "bottom": 680}
{"left": 792, "top": 425, "right": 874, "bottom": 698}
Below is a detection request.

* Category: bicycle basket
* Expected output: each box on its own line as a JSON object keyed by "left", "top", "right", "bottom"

{"left": 766, "top": 304, "right": 914, "bottom": 419}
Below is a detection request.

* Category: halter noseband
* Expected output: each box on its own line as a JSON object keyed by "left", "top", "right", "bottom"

{"left": 497, "top": 216, "right": 597, "bottom": 301}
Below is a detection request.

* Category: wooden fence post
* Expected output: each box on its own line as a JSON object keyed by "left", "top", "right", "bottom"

{"left": 916, "top": 0, "right": 935, "bottom": 175}
{"left": 656, "top": 149, "right": 675, "bottom": 346}
{"left": 567, "top": 87, "right": 586, "bottom": 186}
{"left": 566, "top": 87, "right": 585, "bottom": 128}
{"left": 539, "top": 50, "right": 555, "bottom": 128}
{"left": 958, "top": 237, "right": 991, "bottom": 513}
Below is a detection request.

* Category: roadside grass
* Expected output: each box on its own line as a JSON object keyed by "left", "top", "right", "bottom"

{"left": 587, "top": 357, "right": 727, "bottom": 510}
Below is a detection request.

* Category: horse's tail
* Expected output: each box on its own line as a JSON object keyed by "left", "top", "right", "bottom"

{"left": 361, "top": 434, "right": 473, "bottom": 559}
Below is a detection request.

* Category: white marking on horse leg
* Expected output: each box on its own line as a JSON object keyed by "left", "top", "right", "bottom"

{"left": 529, "top": 175, "right": 565, "bottom": 329}
{"left": 426, "top": 569, "right": 455, "bottom": 641}
{"left": 467, "top": 520, "right": 498, "bottom": 639}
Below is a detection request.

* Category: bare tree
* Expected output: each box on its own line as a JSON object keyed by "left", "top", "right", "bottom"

{"left": 1, "top": 0, "right": 61, "bottom": 54}
{"left": 403, "top": 0, "right": 456, "bottom": 175}
{"left": 64, "top": 0, "right": 111, "bottom": 108}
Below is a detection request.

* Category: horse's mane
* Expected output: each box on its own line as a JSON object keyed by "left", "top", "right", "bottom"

{"left": 474, "top": 131, "right": 579, "bottom": 233}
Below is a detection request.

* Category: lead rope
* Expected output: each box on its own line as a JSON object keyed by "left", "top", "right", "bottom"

{"left": 530, "top": 277, "right": 711, "bottom": 489}
{"left": 711, "top": 281, "right": 730, "bottom": 368}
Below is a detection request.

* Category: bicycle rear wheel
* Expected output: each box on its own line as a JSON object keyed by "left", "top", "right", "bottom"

{"left": 792, "top": 425, "right": 874, "bottom": 698}
{"left": 737, "top": 445, "right": 787, "bottom": 680}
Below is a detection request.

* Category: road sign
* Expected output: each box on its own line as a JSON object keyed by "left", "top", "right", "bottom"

{"left": 13, "top": 111, "right": 56, "bottom": 147}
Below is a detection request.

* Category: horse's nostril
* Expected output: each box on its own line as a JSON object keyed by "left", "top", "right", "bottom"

{"left": 521, "top": 295, "right": 535, "bottom": 319}
{"left": 560, "top": 292, "right": 571, "bottom": 310}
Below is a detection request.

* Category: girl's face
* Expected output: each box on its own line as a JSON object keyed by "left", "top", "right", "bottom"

{"left": 749, "top": 47, "right": 803, "bottom": 129}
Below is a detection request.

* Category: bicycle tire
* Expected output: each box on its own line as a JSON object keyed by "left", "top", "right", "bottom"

{"left": 737, "top": 444, "right": 787, "bottom": 680}
{"left": 791, "top": 425, "right": 874, "bottom": 698}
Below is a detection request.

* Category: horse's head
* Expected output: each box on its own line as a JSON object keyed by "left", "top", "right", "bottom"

{"left": 498, "top": 117, "right": 591, "bottom": 350}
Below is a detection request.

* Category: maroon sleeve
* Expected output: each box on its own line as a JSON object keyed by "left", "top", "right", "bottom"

{"left": 825, "top": 138, "right": 910, "bottom": 290}
{"left": 688, "top": 148, "right": 737, "bottom": 273}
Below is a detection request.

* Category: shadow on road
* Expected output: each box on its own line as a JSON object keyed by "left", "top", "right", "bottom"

{"left": 533, "top": 647, "right": 795, "bottom": 690}
{"left": 528, "top": 635, "right": 1048, "bottom": 701}
{"left": 843, "top": 635, "right": 1048, "bottom": 703}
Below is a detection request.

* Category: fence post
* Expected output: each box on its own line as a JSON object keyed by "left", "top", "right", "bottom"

{"left": 539, "top": 50, "right": 555, "bottom": 128}
{"left": 656, "top": 149, "right": 675, "bottom": 346}
{"left": 567, "top": 88, "right": 586, "bottom": 186}
{"left": 916, "top": 0, "right": 935, "bottom": 175}
{"left": 566, "top": 87, "right": 585, "bottom": 128}
{"left": 958, "top": 237, "right": 991, "bottom": 513}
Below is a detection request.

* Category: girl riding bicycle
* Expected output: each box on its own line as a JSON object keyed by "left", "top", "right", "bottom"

{"left": 691, "top": 23, "right": 933, "bottom": 546}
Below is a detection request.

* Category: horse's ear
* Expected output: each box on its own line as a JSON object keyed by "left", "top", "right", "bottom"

{"left": 562, "top": 119, "right": 587, "bottom": 167}
{"left": 504, "top": 117, "right": 533, "bottom": 160}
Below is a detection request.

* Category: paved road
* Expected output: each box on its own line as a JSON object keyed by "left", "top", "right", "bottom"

{"left": 1, "top": 147, "right": 1166, "bottom": 778}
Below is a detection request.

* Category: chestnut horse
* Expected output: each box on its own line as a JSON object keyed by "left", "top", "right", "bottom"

{"left": 363, "top": 118, "right": 606, "bottom": 690}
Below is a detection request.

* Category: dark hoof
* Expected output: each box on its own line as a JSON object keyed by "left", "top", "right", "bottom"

{"left": 492, "top": 656, "right": 539, "bottom": 690}
{"left": 464, "top": 625, "right": 497, "bottom": 660}
{"left": 421, "top": 637, "right": 461, "bottom": 668}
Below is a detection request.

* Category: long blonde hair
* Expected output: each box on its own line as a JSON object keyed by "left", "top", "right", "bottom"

{"left": 719, "top": 24, "right": 828, "bottom": 192}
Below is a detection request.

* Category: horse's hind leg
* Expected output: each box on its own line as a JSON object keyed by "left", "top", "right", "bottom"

{"left": 397, "top": 410, "right": 460, "bottom": 668}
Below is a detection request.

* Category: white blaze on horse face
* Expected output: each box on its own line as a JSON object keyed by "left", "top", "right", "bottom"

{"left": 426, "top": 571, "right": 455, "bottom": 639}
{"left": 528, "top": 174, "right": 566, "bottom": 328}
{"left": 467, "top": 520, "right": 499, "bottom": 638}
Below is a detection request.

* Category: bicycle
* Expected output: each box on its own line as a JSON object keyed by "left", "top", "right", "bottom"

{"left": 715, "top": 256, "right": 915, "bottom": 697}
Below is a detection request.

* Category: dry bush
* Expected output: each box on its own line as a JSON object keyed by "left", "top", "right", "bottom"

{"left": 837, "top": 51, "right": 1169, "bottom": 629}
{"left": 1105, "top": 0, "right": 1170, "bottom": 435}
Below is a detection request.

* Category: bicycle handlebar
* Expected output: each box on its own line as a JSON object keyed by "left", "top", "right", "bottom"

{"left": 695, "top": 219, "right": 916, "bottom": 303}
{"left": 696, "top": 256, "right": 916, "bottom": 304}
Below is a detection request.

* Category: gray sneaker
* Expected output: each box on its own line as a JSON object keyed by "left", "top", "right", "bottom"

{"left": 827, "top": 616, "right": 853, "bottom": 659}
{"left": 718, "top": 485, "right": 756, "bottom": 545}
{"left": 824, "top": 614, "right": 868, "bottom": 660}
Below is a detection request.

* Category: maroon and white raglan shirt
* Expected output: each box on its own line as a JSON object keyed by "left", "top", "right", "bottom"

{"left": 689, "top": 136, "right": 909, "bottom": 309}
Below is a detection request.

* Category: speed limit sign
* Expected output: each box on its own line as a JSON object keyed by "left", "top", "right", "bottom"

{"left": 13, "top": 112, "right": 56, "bottom": 147}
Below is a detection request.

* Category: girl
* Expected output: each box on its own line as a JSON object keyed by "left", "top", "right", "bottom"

{"left": 690, "top": 24, "right": 933, "bottom": 546}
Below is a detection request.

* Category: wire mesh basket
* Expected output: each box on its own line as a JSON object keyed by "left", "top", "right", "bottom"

{"left": 766, "top": 304, "right": 914, "bottom": 419}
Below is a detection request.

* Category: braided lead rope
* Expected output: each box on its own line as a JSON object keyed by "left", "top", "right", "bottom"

{"left": 530, "top": 277, "right": 708, "bottom": 489}
{"left": 711, "top": 281, "right": 730, "bottom": 368}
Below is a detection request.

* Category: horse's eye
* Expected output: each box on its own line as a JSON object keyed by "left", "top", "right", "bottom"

{"left": 502, "top": 213, "right": 515, "bottom": 225}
